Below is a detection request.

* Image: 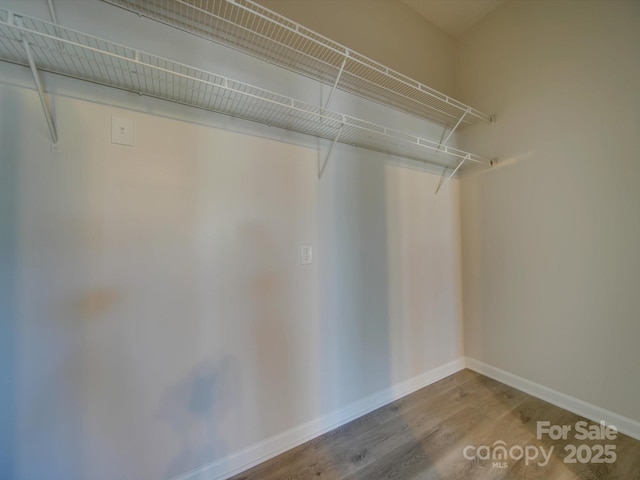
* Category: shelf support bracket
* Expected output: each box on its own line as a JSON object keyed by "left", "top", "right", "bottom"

{"left": 47, "top": 0, "right": 59, "bottom": 24}
{"left": 16, "top": 16, "right": 59, "bottom": 148}
{"left": 324, "top": 52, "right": 348, "bottom": 110}
{"left": 319, "top": 124, "right": 344, "bottom": 179}
{"left": 47, "top": 0, "right": 64, "bottom": 51}
{"left": 440, "top": 107, "right": 470, "bottom": 148}
{"left": 435, "top": 154, "right": 469, "bottom": 195}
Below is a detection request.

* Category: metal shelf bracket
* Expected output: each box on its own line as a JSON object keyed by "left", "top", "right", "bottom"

{"left": 47, "top": 0, "right": 59, "bottom": 25}
{"left": 324, "top": 50, "right": 349, "bottom": 110}
{"left": 14, "top": 14, "right": 58, "bottom": 149}
{"left": 319, "top": 123, "right": 344, "bottom": 179}
{"left": 435, "top": 153, "right": 470, "bottom": 195}
{"left": 441, "top": 107, "right": 471, "bottom": 147}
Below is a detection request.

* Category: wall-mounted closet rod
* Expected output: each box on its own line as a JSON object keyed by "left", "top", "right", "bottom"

{"left": 102, "top": 0, "right": 493, "bottom": 127}
{"left": 0, "top": 6, "right": 493, "bottom": 174}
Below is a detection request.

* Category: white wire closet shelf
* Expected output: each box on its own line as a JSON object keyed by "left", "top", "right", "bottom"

{"left": 101, "top": 0, "right": 493, "bottom": 130}
{"left": 0, "top": 8, "right": 492, "bottom": 175}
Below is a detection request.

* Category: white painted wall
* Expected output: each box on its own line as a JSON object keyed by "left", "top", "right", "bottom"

{"left": 0, "top": 1, "right": 463, "bottom": 478}
{"left": 457, "top": 0, "right": 640, "bottom": 422}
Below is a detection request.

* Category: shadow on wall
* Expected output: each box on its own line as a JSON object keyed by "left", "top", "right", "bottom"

{"left": 159, "top": 355, "right": 241, "bottom": 479}
{"left": 159, "top": 220, "right": 295, "bottom": 479}
{"left": 237, "top": 222, "right": 296, "bottom": 442}
{"left": 0, "top": 89, "right": 19, "bottom": 479}
{"left": 318, "top": 146, "right": 392, "bottom": 413}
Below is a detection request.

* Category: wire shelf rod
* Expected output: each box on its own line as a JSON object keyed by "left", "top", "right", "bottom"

{"left": 101, "top": 0, "right": 493, "bottom": 127}
{"left": 0, "top": 7, "right": 492, "bottom": 175}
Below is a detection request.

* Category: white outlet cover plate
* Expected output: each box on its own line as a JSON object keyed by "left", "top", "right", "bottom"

{"left": 300, "top": 245, "right": 312, "bottom": 265}
{"left": 112, "top": 115, "right": 135, "bottom": 146}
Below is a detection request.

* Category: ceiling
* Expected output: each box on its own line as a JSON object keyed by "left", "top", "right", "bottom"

{"left": 400, "top": 0, "right": 507, "bottom": 37}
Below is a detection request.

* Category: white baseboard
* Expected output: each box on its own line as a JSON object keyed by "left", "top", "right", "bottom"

{"left": 173, "top": 357, "right": 466, "bottom": 480}
{"left": 465, "top": 357, "right": 640, "bottom": 441}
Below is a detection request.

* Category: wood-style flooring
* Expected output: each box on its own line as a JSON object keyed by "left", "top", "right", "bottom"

{"left": 230, "top": 369, "right": 640, "bottom": 479}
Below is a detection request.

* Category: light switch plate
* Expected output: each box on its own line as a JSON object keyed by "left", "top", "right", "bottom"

{"left": 111, "top": 115, "right": 135, "bottom": 146}
{"left": 301, "top": 245, "right": 312, "bottom": 265}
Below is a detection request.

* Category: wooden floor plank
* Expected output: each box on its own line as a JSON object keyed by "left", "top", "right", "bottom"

{"left": 233, "top": 371, "right": 481, "bottom": 480}
{"left": 230, "top": 370, "right": 640, "bottom": 480}
{"left": 344, "top": 405, "right": 490, "bottom": 480}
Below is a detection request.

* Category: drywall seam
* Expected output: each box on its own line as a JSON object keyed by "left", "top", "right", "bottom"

{"left": 465, "top": 357, "right": 640, "bottom": 441}
{"left": 173, "top": 358, "right": 466, "bottom": 480}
